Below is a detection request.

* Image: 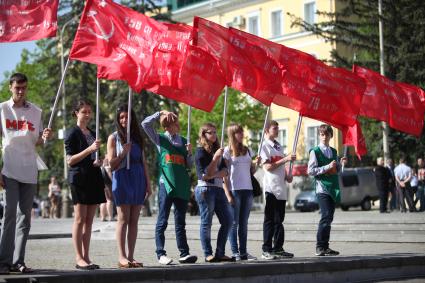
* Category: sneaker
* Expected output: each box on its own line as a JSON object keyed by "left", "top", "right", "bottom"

{"left": 232, "top": 253, "right": 241, "bottom": 261}
{"left": 261, "top": 252, "right": 276, "bottom": 260}
{"left": 158, "top": 255, "right": 173, "bottom": 265}
{"left": 178, "top": 254, "right": 198, "bottom": 264}
{"left": 315, "top": 247, "right": 326, "bottom": 256}
{"left": 273, "top": 249, "right": 294, "bottom": 258}
{"left": 240, "top": 253, "right": 257, "bottom": 261}
{"left": 324, "top": 248, "right": 339, "bottom": 256}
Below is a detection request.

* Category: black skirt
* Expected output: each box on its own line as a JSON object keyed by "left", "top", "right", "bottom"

{"left": 69, "top": 167, "right": 106, "bottom": 205}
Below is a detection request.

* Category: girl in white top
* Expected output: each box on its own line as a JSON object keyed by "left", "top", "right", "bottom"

{"left": 223, "top": 123, "right": 259, "bottom": 261}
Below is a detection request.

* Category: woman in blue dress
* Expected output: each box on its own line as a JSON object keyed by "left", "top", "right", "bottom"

{"left": 107, "top": 105, "right": 151, "bottom": 268}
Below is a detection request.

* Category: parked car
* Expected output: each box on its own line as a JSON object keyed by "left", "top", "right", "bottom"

{"left": 294, "top": 167, "right": 379, "bottom": 212}
{"left": 294, "top": 189, "right": 319, "bottom": 212}
{"left": 339, "top": 167, "right": 379, "bottom": 211}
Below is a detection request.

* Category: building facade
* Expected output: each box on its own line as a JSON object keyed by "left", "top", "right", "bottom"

{"left": 169, "top": 0, "right": 346, "bottom": 159}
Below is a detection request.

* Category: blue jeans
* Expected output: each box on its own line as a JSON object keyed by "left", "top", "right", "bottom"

{"left": 416, "top": 185, "right": 425, "bottom": 211}
{"left": 316, "top": 193, "right": 335, "bottom": 249}
{"left": 155, "top": 183, "right": 189, "bottom": 258}
{"left": 195, "top": 186, "right": 232, "bottom": 258}
{"left": 229, "top": 190, "right": 253, "bottom": 256}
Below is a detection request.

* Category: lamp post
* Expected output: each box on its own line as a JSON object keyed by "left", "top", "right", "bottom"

{"left": 59, "top": 17, "right": 76, "bottom": 218}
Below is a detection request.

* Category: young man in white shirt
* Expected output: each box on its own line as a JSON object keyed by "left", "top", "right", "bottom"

{"left": 260, "top": 120, "right": 296, "bottom": 260}
{"left": 0, "top": 73, "right": 52, "bottom": 274}
{"left": 394, "top": 156, "right": 415, "bottom": 212}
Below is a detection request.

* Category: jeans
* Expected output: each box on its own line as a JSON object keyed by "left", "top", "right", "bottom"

{"left": 0, "top": 176, "right": 36, "bottom": 266}
{"left": 155, "top": 183, "right": 190, "bottom": 258}
{"left": 195, "top": 186, "right": 232, "bottom": 257}
{"left": 229, "top": 190, "right": 253, "bottom": 256}
{"left": 316, "top": 193, "right": 335, "bottom": 249}
{"left": 416, "top": 185, "right": 425, "bottom": 211}
{"left": 262, "top": 192, "right": 286, "bottom": 253}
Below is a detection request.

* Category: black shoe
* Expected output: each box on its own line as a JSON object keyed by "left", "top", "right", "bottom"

{"left": 273, "top": 249, "right": 294, "bottom": 258}
{"left": 75, "top": 264, "right": 96, "bottom": 270}
{"left": 315, "top": 247, "right": 326, "bottom": 256}
{"left": 324, "top": 248, "right": 339, "bottom": 256}
{"left": 179, "top": 254, "right": 197, "bottom": 264}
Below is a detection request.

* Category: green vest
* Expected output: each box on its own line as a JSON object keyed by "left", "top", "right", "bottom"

{"left": 158, "top": 133, "right": 191, "bottom": 200}
{"left": 311, "top": 146, "right": 341, "bottom": 203}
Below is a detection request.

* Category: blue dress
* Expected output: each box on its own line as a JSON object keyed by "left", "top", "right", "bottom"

{"left": 112, "top": 140, "right": 147, "bottom": 206}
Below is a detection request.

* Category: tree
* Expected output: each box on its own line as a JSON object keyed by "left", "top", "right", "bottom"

{"left": 289, "top": 0, "right": 425, "bottom": 165}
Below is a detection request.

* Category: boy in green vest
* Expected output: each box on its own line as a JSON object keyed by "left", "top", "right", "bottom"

{"left": 142, "top": 110, "right": 197, "bottom": 265}
{"left": 307, "top": 124, "right": 347, "bottom": 256}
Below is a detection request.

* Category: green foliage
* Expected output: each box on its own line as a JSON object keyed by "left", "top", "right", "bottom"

{"left": 289, "top": 0, "right": 425, "bottom": 166}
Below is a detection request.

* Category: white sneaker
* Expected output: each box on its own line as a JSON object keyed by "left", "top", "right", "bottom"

{"left": 232, "top": 253, "right": 241, "bottom": 261}
{"left": 178, "top": 254, "right": 198, "bottom": 264}
{"left": 158, "top": 255, "right": 173, "bottom": 265}
{"left": 261, "top": 252, "right": 276, "bottom": 260}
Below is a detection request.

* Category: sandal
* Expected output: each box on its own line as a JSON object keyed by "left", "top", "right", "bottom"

{"left": 118, "top": 262, "right": 132, "bottom": 269}
{"left": 11, "top": 263, "right": 34, "bottom": 273}
{"left": 205, "top": 255, "right": 217, "bottom": 263}
{"left": 130, "top": 261, "right": 143, "bottom": 268}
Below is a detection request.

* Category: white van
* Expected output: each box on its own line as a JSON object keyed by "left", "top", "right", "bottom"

{"left": 339, "top": 168, "right": 379, "bottom": 211}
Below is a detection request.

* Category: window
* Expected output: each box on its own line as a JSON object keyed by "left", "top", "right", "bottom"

{"left": 271, "top": 10, "right": 283, "bottom": 37}
{"left": 342, "top": 175, "right": 359, "bottom": 187}
{"left": 247, "top": 14, "right": 260, "bottom": 36}
{"left": 306, "top": 126, "right": 320, "bottom": 153}
{"left": 304, "top": 1, "right": 316, "bottom": 25}
{"left": 278, "top": 129, "right": 287, "bottom": 153}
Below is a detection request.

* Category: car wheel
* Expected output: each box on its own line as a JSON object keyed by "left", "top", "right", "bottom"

{"left": 340, "top": 205, "right": 349, "bottom": 211}
{"left": 361, "top": 199, "right": 372, "bottom": 211}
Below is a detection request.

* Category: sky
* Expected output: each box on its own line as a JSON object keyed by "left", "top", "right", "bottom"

{"left": 0, "top": 41, "right": 37, "bottom": 83}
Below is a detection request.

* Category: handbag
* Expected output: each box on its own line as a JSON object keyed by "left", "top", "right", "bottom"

{"left": 248, "top": 150, "right": 262, "bottom": 197}
{"left": 251, "top": 173, "right": 262, "bottom": 197}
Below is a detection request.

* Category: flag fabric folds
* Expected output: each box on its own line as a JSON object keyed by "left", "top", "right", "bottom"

{"left": 70, "top": 0, "right": 167, "bottom": 90}
{"left": 353, "top": 65, "right": 425, "bottom": 136}
{"left": 0, "top": 0, "right": 59, "bottom": 42}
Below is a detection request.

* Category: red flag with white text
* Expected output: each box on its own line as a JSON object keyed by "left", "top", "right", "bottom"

{"left": 353, "top": 65, "right": 425, "bottom": 136}
{"left": 70, "top": 0, "right": 167, "bottom": 90}
{"left": 0, "top": 0, "right": 58, "bottom": 42}
{"left": 193, "top": 17, "right": 279, "bottom": 105}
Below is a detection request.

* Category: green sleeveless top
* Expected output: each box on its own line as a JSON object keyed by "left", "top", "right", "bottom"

{"left": 311, "top": 146, "right": 341, "bottom": 203}
{"left": 158, "top": 133, "right": 191, "bottom": 200}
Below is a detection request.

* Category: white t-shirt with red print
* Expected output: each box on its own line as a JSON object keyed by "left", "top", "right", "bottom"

{"left": 0, "top": 98, "right": 42, "bottom": 184}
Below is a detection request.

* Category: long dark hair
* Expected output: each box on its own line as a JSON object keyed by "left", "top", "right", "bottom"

{"left": 115, "top": 105, "right": 144, "bottom": 150}
{"left": 198, "top": 123, "right": 219, "bottom": 154}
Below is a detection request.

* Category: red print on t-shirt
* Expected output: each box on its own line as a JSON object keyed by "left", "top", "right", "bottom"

{"left": 6, "top": 119, "right": 35, "bottom": 131}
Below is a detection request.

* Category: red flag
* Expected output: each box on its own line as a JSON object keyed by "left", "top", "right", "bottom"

{"left": 145, "top": 23, "right": 193, "bottom": 88}
{"left": 353, "top": 65, "right": 425, "bottom": 136}
{"left": 274, "top": 95, "right": 367, "bottom": 158}
{"left": 70, "top": 0, "right": 167, "bottom": 90}
{"left": 146, "top": 45, "right": 225, "bottom": 112}
{"left": 193, "top": 17, "right": 279, "bottom": 105}
{"left": 0, "top": 0, "right": 58, "bottom": 42}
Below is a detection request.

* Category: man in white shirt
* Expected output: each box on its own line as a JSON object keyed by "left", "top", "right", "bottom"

{"left": 0, "top": 73, "right": 52, "bottom": 274}
{"left": 394, "top": 156, "right": 415, "bottom": 212}
{"left": 260, "top": 120, "right": 296, "bottom": 260}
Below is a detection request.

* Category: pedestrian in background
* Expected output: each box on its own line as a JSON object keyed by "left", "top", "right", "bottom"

{"left": 394, "top": 156, "right": 415, "bottom": 213}
{"left": 415, "top": 158, "right": 425, "bottom": 212}
{"left": 374, "top": 157, "right": 392, "bottom": 213}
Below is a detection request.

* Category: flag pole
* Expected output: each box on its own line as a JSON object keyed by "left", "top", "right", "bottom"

{"left": 288, "top": 114, "right": 303, "bottom": 177}
{"left": 46, "top": 57, "right": 71, "bottom": 142}
{"left": 187, "top": 106, "right": 192, "bottom": 143}
{"left": 258, "top": 105, "right": 270, "bottom": 205}
{"left": 126, "top": 88, "right": 132, "bottom": 170}
{"left": 95, "top": 77, "right": 100, "bottom": 163}
{"left": 220, "top": 86, "right": 229, "bottom": 147}
{"left": 341, "top": 145, "right": 348, "bottom": 172}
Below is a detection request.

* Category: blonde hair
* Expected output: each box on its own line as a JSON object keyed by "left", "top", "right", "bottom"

{"left": 227, "top": 123, "right": 247, "bottom": 157}
{"left": 198, "top": 123, "right": 219, "bottom": 153}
